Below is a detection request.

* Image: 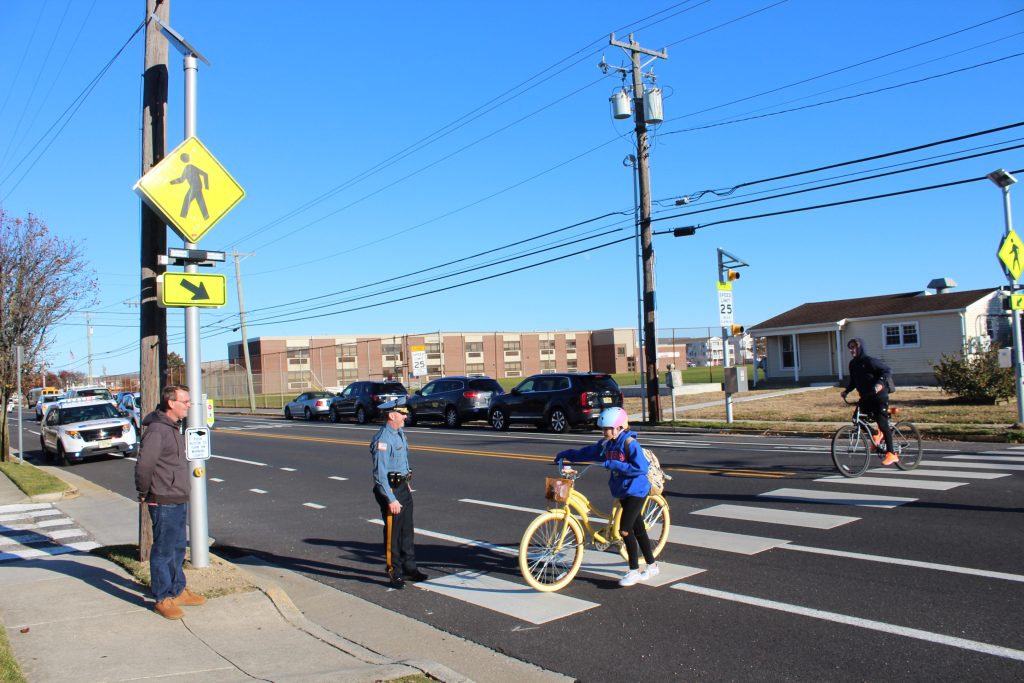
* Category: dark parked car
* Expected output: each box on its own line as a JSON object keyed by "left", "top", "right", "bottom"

{"left": 405, "top": 376, "right": 504, "bottom": 427}
{"left": 329, "top": 381, "right": 408, "bottom": 424}
{"left": 488, "top": 373, "right": 623, "bottom": 433}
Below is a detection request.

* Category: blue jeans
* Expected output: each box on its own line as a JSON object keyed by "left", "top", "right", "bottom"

{"left": 149, "top": 503, "right": 187, "bottom": 602}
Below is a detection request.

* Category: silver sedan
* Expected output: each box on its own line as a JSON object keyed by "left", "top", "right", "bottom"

{"left": 284, "top": 391, "right": 337, "bottom": 421}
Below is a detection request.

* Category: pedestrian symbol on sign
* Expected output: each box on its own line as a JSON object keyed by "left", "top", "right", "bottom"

{"left": 169, "top": 153, "right": 210, "bottom": 220}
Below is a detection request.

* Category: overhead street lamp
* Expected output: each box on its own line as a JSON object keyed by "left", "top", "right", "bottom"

{"left": 989, "top": 168, "right": 1023, "bottom": 425}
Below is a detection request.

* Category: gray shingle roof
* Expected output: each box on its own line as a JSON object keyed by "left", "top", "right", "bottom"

{"left": 750, "top": 287, "right": 996, "bottom": 331}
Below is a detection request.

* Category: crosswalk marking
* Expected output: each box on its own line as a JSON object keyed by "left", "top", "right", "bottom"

{"left": 666, "top": 525, "right": 789, "bottom": 555}
{"left": 672, "top": 583, "right": 1024, "bottom": 663}
{"left": 691, "top": 504, "right": 859, "bottom": 530}
{"left": 303, "top": 503, "right": 325, "bottom": 510}
{"left": 865, "top": 468, "right": 1008, "bottom": 479}
{"left": 415, "top": 570, "right": 598, "bottom": 625}
{"left": 0, "top": 504, "right": 97, "bottom": 564}
{"left": 952, "top": 454, "right": 1024, "bottom": 462}
{"left": 759, "top": 488, "right": 916, "bottom": 508}
{"left": 0, "top": 508, "right": 63, "bottom": 523}
{"left": 921, "top": 461, "right": 1024, "bottom": 471}
{"left": 576, "top": 550, "right": 704, "bottom": 586}
{"left": 814, "top": 475, "right": 966, "bottom": 491}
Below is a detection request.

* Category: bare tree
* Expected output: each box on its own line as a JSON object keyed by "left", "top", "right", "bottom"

{"left": 0, "top": 211, "right": 96, "bottom": 461}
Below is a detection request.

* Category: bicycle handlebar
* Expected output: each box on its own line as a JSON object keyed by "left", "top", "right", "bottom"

{"left": 841, "top": 391, "right": 858, "bottom": 405}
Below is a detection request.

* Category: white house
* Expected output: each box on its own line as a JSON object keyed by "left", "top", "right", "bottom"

{"left": 748, "top": 283, "right": 1005, "bottom": 385}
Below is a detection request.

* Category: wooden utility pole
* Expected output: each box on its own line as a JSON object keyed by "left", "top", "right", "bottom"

{"left": 610, "top": 33, "right": 667, "bottom": 423}
{"left": 138, "top": 0, "right": 169, "bottom": 561}
{"left": 232, "top": 251, "right": 258, "bottom": 413}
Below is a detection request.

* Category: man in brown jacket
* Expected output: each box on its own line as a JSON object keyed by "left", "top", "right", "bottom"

{"left": 135, "top": 384, "right": 206, "bottom": 620}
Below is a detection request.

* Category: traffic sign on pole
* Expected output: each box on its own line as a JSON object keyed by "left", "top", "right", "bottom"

{"left": 998, "top": 229, "right": 1024, "bottom": 281}
{"left": 159, "top": 273, "right": 227, "bottom": 307}
{"left": 134, "top": 136, "right": 244, "bottom": 244}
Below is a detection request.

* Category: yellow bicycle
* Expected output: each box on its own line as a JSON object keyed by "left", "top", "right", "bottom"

{"left": 518, "top": 464, "right": 670, "bottom": 592}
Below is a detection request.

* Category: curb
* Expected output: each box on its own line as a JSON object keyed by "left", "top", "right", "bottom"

{"left": 29, "top": 485, "right": 79, "bottom": 503}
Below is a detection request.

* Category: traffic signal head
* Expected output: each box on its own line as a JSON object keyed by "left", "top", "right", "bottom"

{"left": 727, "top": 270, "right": 740, "bottom": 281}
{"left": 730, "top": 324, "right": 745, "bottom": 335}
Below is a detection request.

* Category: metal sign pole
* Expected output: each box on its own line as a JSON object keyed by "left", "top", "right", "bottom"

{"left": 182, "top": 53, "right": 209, "bottom": 568}
{"left": 15, "top": 346, "right": 24, "bottom": 464}
{"left": 1000, "top": 185, "right": 1024, "bottom": 425}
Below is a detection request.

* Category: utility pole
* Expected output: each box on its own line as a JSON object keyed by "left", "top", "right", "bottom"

{"left": 85, "top": 312, "right": 94, "bottom": 383}
{"left": 606, "top": 33, "right": 667, "bottom": 423}
{"left": 232, "top": 251, "right": 257, "bottom": 413}
{"left": 140, "top": 0, "right": 169, "bottom": 419}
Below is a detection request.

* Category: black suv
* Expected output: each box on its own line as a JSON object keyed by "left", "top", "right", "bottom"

{"left": 329, "top": 381, "right": 407, "bottom": 424}
{"left": 488, "top": 373, "right": 623, "bottom": 433}
{"left": 406, "top": 376, "right": 504, "bottom": 428}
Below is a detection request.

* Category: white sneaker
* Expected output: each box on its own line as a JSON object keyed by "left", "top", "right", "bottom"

{"left": 618, "top": 569, "right": 643, "bottom": 587}
{"left": 640, "top": 563, "right": 660, "bottom": 581}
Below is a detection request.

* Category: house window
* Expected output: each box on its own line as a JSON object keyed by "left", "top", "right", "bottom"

{"left": 504, "top": 341, "right": 520, "bottom": 352}
{"left": 882, "top": 322, "right": 920, "bottom": 349}
{"left": 539, "top": 340, "right": 556, "bottom": 350}
{"left": 780, "top": 337, "right": 799, "bottom": 369}
{"left": 382, "top": 344, "right": 402, "bottom": 357}
{"left": 465, "top": 342, "right": 483, "bottom": 353}
{"left": 566, "top": 340, "right": 576, "bottom": 351}
{"left": 465, "top": 363, "right": 485, "bottom": 374}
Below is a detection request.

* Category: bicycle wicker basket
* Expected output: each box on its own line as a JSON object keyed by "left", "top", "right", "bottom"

{"left": 544, "top": 477, "right": 573, "bottom": 503}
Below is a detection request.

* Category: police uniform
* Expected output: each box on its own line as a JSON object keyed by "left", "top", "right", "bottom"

{"left": 370, "top": 398, "right": 426, "bottom": 588}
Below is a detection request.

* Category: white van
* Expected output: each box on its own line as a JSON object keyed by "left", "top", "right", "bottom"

{"left": 28, "top": 387, "right": 61, "bottom": 408}
{"left": 65, "top": 385, "right": 114, "bottom": 401}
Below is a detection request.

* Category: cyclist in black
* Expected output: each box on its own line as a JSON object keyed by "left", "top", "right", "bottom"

{"left": 840, "top": 337, "right": 898, "bottom": 466}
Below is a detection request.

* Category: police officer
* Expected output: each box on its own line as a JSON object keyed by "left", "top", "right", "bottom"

{"left": 370, "top": 396, "right": 428, "bottom": 589}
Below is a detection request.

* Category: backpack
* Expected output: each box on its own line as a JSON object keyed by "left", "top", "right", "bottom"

{"left": 624, "top": 437, "right": 671, "bottom": 496}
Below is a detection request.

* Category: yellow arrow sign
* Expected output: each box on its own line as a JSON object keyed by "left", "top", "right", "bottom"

{"left": 1012, "top": 294, "right": 1024, "bottom": 311}
{"left": 134, "top": 137, "right": 244, "bottom": 244}
{"left": 160, "top": 273, "right": 227, "bottom": 308}
{"left": 998, "top": 230, "right": 1024, "bottom": 281}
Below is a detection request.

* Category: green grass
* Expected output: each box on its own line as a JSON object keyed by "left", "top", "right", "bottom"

{"left": 90, "top": 544, "right": 150, "bottom": 585}
{"left": 0, "top": 626, "right": 26, "bottom": 683}
{"left": 0, "top": 461, "right": 72, "bottom": 497}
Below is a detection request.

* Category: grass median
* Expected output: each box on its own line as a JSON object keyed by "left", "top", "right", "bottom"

{"left": 0, "top": 461, "right": 73, "bottom": 497}
{"left": 91, "top": 544, "right": 257, "bottom": 599}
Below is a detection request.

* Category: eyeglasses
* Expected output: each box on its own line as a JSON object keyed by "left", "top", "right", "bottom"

{"left": 172, "top": 397, "right": 192, "bottom": 405}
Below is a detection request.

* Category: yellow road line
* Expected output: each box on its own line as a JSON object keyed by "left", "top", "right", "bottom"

{"left": 219, "top": 430, "right": 799, "bottom": 477}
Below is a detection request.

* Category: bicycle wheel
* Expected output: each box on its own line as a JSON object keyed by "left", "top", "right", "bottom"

{"left": 893, "top": 421, "right": 922, "bottom": 470}
{"left": 617, "top": 495, "right": 671, "bottom": 561}
{"left": 519, "top": 512, "right": 585, "bottom": 592}
{"left": 831, "top": 424, "right": 871, "bottom": 477}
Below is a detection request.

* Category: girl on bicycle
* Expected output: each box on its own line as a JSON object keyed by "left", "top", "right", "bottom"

{"left": 555, "top": 406, "right": 659, "bottom": 587}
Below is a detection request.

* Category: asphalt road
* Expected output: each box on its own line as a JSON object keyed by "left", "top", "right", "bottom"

{"left": 14, "top": 413, "right": 1024, "bottom": 681}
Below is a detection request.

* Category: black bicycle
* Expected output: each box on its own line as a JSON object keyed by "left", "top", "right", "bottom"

{"left": 831, "top": 393, "right": 922, "bottom": 477}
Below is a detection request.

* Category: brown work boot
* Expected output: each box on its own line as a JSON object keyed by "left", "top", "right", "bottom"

{"left": 172, "top": 588, "right": 207, "bottom": 607}
{"left": 154, "top": 598, "right": 184, "bottom": 620}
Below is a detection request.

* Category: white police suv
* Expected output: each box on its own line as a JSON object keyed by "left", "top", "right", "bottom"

{"left": 39, "top": 397, "right": 138, "bottom": 466}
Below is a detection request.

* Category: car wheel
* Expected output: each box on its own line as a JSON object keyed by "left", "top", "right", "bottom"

{"left": 356, "top": 406, "right": 368, "bottom": 424}
{"left": 444, "top": 406, "right": 461, "bottom": 428}
{"left": 284, "top": 407, "right": 293, "bottom": 420}
{"left": 57, "top": 443, "right": 71, "bottom": 467}
{"left": 548, "top": 408, "right": 569, "bottom": 434}
{"left": 39, "top": 436, "right": 50, "bottom": 461}
{"left": 491, "top": 408, "right": 509, "bottom": 431}
{"left": 304, "top": 407, "right": 314, "bottom": 421}
{"left": 330, "top": 407, "right": 341, "bottom": 423}
{"left": 405, "top": 410, "right": 418, "bottom": 427}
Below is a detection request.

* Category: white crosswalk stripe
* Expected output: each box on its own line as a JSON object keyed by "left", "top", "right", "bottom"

{"left": 758, "top": 488, "right": 916, "bottom": 508}
{"left": 814, "top": 475, "right": 967, "bottom": 491}
{"left": 691, "top": 504, "right": 860, "bottom": 530}
{"left": 0, "top": 503, "right": 98, "bottom": 563}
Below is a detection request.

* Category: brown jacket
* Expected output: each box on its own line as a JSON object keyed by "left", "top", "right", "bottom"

{"left": 134, "top": 409, "right": 189, "bottom": 504}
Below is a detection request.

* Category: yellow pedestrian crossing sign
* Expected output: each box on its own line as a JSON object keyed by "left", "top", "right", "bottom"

{"left": 998, "top": 230, "right": 1024, "bottom": 281}
{"left": 134, "top": 137, "right": 244, "bottom": 244}
{"left": 159, "top": 273, "right": 227, "bottom": 308}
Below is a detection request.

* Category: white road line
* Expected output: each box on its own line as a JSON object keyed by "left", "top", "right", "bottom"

{"left": 759, "top": 488, "right": 916, "bottom": 508}
{"left": 575, "top": 550, "right": 705, "bottom": 586}
{"left": 672, "top": 583, "right": 1024, "bottom": 662}
{"left": 814, "top": 476, "right": 966, "bottom": 491}
{"left": 210, "top": 478, "right": 224, "bottom": 483}
{"left": 691, "top": 504, "right": 860, "bottom": 530}
{"left": 367, "top": 519, "right": 516, "bottom": 556}
{"left": 953, "top": 454, "right": 1024, "bottom": 462}
{"left": 249, "top": 488, "right": 267, "bottom": 494}
{"left": 0, "top": 503, "right": 53, "bottom": 513}
{"left": 303, "top": 503, "right": 325, "bottom": 510}
{"left": 0, "top": 508, "right": 62, "bottom": 523}
{"left": 0, "top": 541, "right": 100, "bottom": 563}
{"left": 213, "top": 454, "right": 268, "bottom": 467}
{"left": 329, "top": 476, "right": 348, "bottom": 481}
{"left": 280, "top": 467, "right": 296, "bottom": 472}
{"left": 921, "top": 461, "right": 1024, "bottom": 471}
{"left": 865, "top": 467, "right": 1008, "bottom": 479}
{"left": 4, "top": 517, "right": 74, "bottom": 531}
{"left": 415, "top": 570, "right": 598, "bottom": 625}
{"left": 782, "top": 545, "right": 1024, "bottom": 583}
{"left": 666, "top": 525, "right": 789, "bottom": 555}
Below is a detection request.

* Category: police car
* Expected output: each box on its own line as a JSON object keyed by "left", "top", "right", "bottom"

{"left": 39, "top": 396, "right": 138, "bottom": 466}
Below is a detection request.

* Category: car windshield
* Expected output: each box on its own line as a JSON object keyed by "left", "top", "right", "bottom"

{"left": 374, "top": 383, "right": 407, "bottom": 394}
{"left": 42, "top": 395, "right": 63, "bottom": 404}
{"left": 59, "top": 403, "right": 120, "bottom": 424}
{"left": 76, "top": 389, "right": 112, "bottom": 399}
{"left": 309, "top": 392, "right": 334, "bottom": 399}
{"left": 583, "top": 375, "right": 619, "bottom": 392}
{"left": 469, "top": 379, "right": 502, "bottom": 392}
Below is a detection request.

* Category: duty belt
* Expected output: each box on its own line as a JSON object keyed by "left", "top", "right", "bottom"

{"left": 387, "top": 471, "right": 412, "bottom": 487}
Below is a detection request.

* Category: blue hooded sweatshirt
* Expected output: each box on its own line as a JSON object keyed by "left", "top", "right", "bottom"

{"left": 557, "top": 428, "right": 651, "bottom": 499}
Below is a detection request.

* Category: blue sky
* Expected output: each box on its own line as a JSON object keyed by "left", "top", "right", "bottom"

{"left": 1, "top": 1, "right": 1022, "bottom": 376}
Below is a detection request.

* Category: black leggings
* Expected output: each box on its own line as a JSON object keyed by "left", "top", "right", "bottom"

{"left": 619, "top": 495, "right": 655, "bottom": 570}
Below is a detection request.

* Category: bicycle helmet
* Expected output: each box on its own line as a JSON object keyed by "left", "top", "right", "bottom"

{"left": 596, "top": 406, "right": 628, "bottom": 429}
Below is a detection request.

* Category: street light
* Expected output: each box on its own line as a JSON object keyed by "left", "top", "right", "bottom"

{"left": 624, "top": 154, "right": 646, "bottom": 422}
{"left": 989, "top": 168, "right": 1023, "bottom": 424}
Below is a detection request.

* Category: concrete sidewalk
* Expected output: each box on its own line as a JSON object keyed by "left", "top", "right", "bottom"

{"left": 0, "top": 467, "right": 569, "bottom": 683}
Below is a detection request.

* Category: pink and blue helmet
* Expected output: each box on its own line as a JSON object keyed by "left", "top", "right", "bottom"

{"left": 596, "top": 406, "right": 628, "bottom": 429}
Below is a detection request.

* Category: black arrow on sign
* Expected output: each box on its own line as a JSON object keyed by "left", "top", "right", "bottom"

{"left": 180, "top": 279, "right": 210, "bottom": 301}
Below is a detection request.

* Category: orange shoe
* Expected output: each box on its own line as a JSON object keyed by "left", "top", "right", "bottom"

{"left": 881, "top": 452, "right": 900, "bottom": 466}
{"left": 871, "top": 431, "right": 883, "bottom": 448}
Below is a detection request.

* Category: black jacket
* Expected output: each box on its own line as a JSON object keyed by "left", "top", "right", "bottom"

{"left": 844, "top": 337, "right": 892, "bottom": 399}
{"left": 135, "top": 409, "right": 189, "bottom": 504}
